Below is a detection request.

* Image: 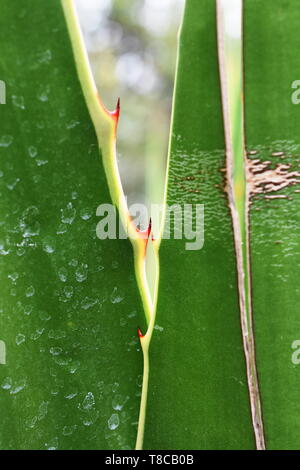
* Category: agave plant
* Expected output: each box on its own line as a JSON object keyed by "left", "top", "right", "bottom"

{"left": 0, "top": 0, "right": 300, "bottom": 451}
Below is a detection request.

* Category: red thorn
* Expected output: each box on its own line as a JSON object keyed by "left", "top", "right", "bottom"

{"left": 134, "top": 218, "right": 152, "bottom": 255}
{"left": 111, "top": 97, "right": 120, "bottom": 120}
{"left": 147, "top": 218, "right": 152, "bottom": 237}
{"left": 110, "top": 98, "right": 120, "bottom": 137}
{"left": 96, "top": 92, "right": 120, "bottom": 133}
{"left": 138, "top": 328, "right": 144, "bottom": 338}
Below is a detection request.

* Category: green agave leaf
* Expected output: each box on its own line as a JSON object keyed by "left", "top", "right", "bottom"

{"left": 244, "top": 0, "right": 300, "bottom": 450}
{"left": 144, "top": 0, "right": 300, "bottom": 450}
{"left": 144, "top": 0, "right": 256, "bottom": 450}
{"left": 0, "top": 0, "right": 144, "bottom": 450}
{"left": 1, "top": 0, "right": 300, "bottom": 451}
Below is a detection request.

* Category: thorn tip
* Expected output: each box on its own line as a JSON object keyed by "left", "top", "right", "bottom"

{"left": 138, "top": 328, "right": 144, "bottom": 338}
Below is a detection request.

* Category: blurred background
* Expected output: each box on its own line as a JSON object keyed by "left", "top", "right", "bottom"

{"left": 75, "top": 0, "right": 185, "bottom": 209}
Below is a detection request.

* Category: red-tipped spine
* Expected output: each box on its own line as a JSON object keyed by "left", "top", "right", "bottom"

{"left": 96, "top": 93, "right": 120, "bottom": 135}
{"left": 111, "top": 97, "right": 120, "bottom": 119}
{"left": 138, "top": 328, "right": 144, "bottom": 339}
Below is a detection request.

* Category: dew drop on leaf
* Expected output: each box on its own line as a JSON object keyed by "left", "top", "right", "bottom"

{"left": 82, "top": 392, "right": 95, "bottom": 410}
{"left": 0, "top": 135, "right": 13, "bottom": 147}
{"left": 108, "top": 413, "right": 120, "bottom": 431}
{"left": 75, "top": 263, "right": 88, "bottom": 282}
{"left": 63, "top": 285, "right": 73, "bottom": 299}
{"left": 28, "top": 146, "right": 38, "bottom": 158}
{"left": 25, "top": 285, "right": 35, "bottom": 297}
{"left": 80, "top": 208, "right": 92, "bottom": 220}
{"left": 61, "top": 202, "right": 76, "bottom": 224}
{"left": 110, "top": 287, "right": 124, "bottom": 304}
{"left": 1, "top": 377, "right": 12, "bottom": 390}
{"left": 12, "top": 95, "right": 25, "bottom": 109}
{"left": 58, "top": 267, "right": 68, "bottom": 282}
{"left": 16, "top": 333, "right": 25, "bottom": 345}
{"left": 42, "top": 236, "right": 55, "bottom": 254}
{"left": 8, "top": 272, "right": 19, "bottom": 282}
{"left": 10, "top": 378, "right": 26, "bottom": 395}
{"left": 50, "top": 347, "right": 62, "bottom": 356}
{"left": 112, "top": 394, "right": 129, "bottom": 411}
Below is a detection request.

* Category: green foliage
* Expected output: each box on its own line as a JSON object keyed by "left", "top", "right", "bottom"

{"left": 0, "top": 0, "right": 142, "bottom": 450}
{"left": 144, "top": 0, "right": 255, "bottom": 450}
{"left": 245, "top": 0, "right": 300, "bottom": 449}
{"left": 1, "top": 0, "right": 300, "bottom": 451}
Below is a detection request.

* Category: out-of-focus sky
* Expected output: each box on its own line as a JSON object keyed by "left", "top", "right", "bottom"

{"left": 75, "top": 0, "right": 185, "bottom": 207}
{"left": 219, "top": 0, "right": 241, "bottom": 39}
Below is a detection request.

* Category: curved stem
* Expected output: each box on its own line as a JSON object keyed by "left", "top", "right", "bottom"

{"left": 61, "top": 0, "right": 161, "bottom": 449}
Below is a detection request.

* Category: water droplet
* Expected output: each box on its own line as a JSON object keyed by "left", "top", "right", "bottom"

{"left": 80, "top": 208, "right": 92, "bottom": 220}
{"left": 48, "top": 329, "right": 66, "bottom": 340}
{"left": 63, "top": 285, "right": 73, "bottom": 299}
{"left": 12, "top": 95, "right": 25, "bottom": 109}
{"left": 20, "top": 206, "right": 40, "bottom": 238}
{"left": 0, "top": 135, "right": 13, "bottom": 147}
{"left": 38, "top": 401, "right": 49, "bottom": 420}
{"left": 75, "top": 263, "right": 88, "bottom": 282}
{"left": 69, "top": 258, "right": 78, "bottom": 267}
{"left": 42, "top": 236, "right": 55, "bottom": 253}
{"left": 154, "top": 324, "right": 164, "bottom": 332}
{"left": 8, "top": 272, "right": 19, "bottom": 282}
{"left": 58, "top": 267, "right": 68, "bottom": 282}
{"left": 24, "top": 305, "right": 33, "bottom": 316}
{"left": 81, "top": 297, "right": 97, "bottom": 310}
{"left": 0, "top": 243, "right": 10, "bottom": 255}
{"left": 50, "top": 347, "right": 62, "bottom": 356}
{"left": 37, "top": 85, "right": 50, "bottom": 102}
{"left": 66, "top": 120, "right": 80, "bottom": 129}
{"left": 110, "top": 287, "right": 124, "bottom": 304}
{"left": 82, "top": 409, "right": 99, "bottom": 427}
{"left": 25, "top": 285, "right": 35, "bottom": 297}
{"left": 108, "top": 413, "right": 119, "bottom": 431}
{"left": 1, "top": 377, "right": 12, "bottom": 390}
{"left": 16, "top": 334, "right": 25, "bottom": 345}
{"left": 36, "top": 159, "right": 48, "bottom": 166}
{"left": 7, "top": 178, "right": 20, "bottom": 191}
{"left": 46, "top": 436, "right": 58, "bottom": 451}
{"left": 61, "top": 202, "right": 76, "bottom": 225}
{"left": 28, "top": 146, "right": 38, "bottom": 158}
{"left": 82, "top": 392, "right": 95, "bottom": 410}
{"left": 17, "top": 247, "right": 25, "bottom": 257}
{"left": 30, "top": 328, "right": 44, "bottom": 340}
{"left": 68, "top": 360, "right": 80, "bottom": 374}
{"left": 57, "top": 223, "right": 67, "bottom": 235}
{"left": 10, "top": 378, "right": 26, "bottom": 394}
{"left": 65, "top": 392, "right": 78, "bottom": 400}
{"left": 26, "top": 416, "right": 37, "bottom": 429}
{"left": 112, "top": 394, "right": 129, "bottom": 411}
{"left": 128, "top": 311, "right": 137, "bottom": 319}
{"left": 63, "top": 425, "right": 76, "bottom": 436}
{"left": 39, "top": 310, "right": 51, "bottom": 321}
